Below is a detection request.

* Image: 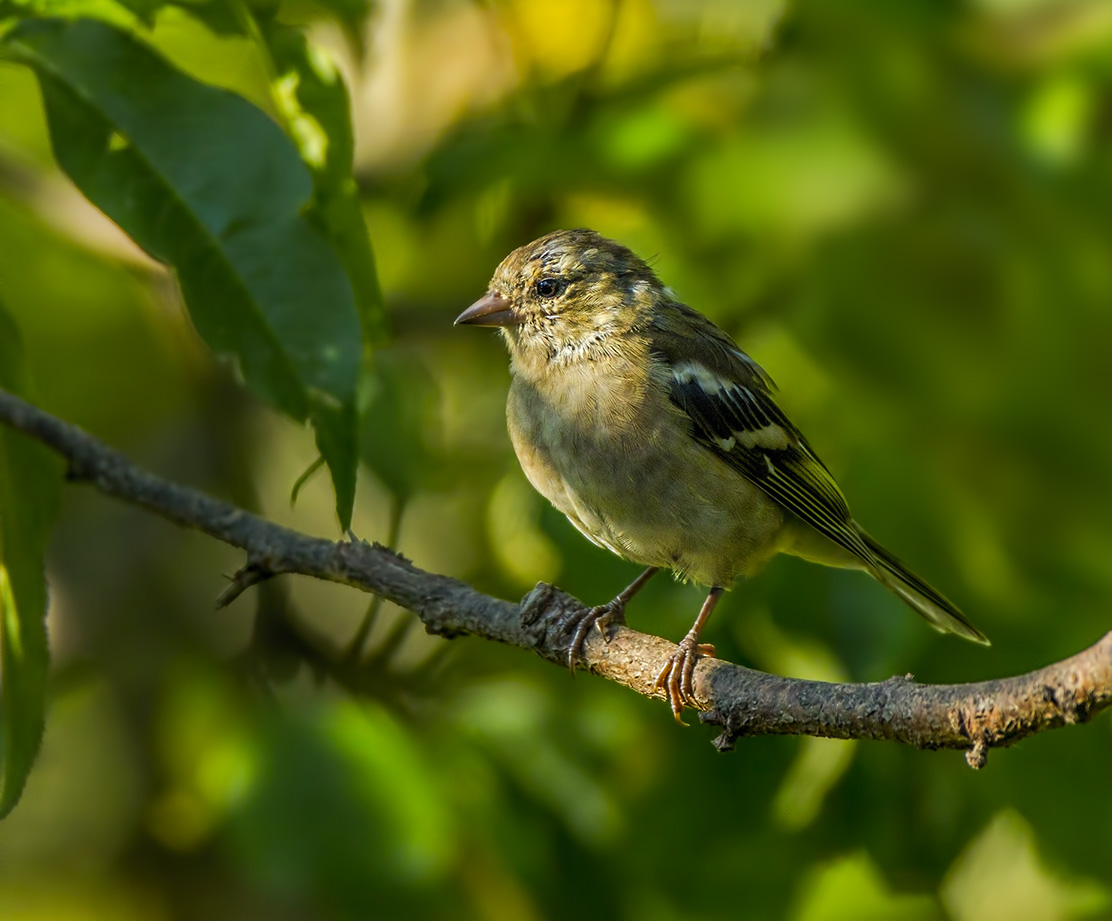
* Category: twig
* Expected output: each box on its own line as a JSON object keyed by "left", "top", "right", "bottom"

{"left": 1, "top": 387, "right": 1109, "bottom": 766}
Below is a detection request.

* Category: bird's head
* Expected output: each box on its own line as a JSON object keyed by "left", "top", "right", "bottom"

{"left": 456, "top": 229, "right": 665, "bottom": 369}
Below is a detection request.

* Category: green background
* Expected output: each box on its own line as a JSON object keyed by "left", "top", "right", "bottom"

{"left": 1, "top": 0, "right": 1110, "bottom": 918}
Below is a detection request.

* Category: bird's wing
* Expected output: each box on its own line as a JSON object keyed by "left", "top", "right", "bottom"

{"left": 649, "top": 304, "right": 988, "bottom": 644}
{"left": 649, "top": 306, "right": 872, "bottom": 563}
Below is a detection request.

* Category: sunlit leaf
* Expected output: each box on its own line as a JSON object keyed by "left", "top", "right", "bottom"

{"left": 5, "top": 18, "right": 362, "bottom": 528}
{"left": 0, "top": 0, "right": 136, "bottom": 26}
{"left": 257, "top": 13, "right": 387, "bottom": 346}
{"left": 790, "top": 851, "right": 939, "bottom": 921}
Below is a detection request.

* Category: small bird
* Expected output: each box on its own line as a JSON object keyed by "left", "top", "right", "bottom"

{"left": 457, "top": 229, "right": 988, "bottom": 722}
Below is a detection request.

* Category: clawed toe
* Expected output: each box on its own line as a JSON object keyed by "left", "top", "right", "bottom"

{"left": 566, "top": 600, "right": 625, "bottom": 676}
{"left": 653, "top": 637, "right": 715, "bottom": 724}
{"left": 563, "top": 568, "right": 659, "bottom": 677}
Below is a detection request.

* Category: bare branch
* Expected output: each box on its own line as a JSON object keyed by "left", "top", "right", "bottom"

{"left": 2, "top": 387, "right": 1109, "bottom": 765}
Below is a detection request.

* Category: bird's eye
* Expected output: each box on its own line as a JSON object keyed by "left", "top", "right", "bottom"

{"left": 534, "top": 278, "right": 564, "bottom": 299}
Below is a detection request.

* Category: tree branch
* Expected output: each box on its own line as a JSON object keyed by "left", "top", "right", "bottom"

{"left": 2, "top": 387, "right": 1109, "bottom": 766}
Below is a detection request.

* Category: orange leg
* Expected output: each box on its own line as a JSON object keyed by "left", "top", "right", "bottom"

{"left": 654, "top": 586, "right": 723, "bottom": 724}
{"left": 567, "top": 567, "right": 660, "bottom": 675}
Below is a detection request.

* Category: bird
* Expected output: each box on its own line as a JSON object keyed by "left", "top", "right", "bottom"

{"left": 456, "top": 229, "right": 988, "bottom": 722}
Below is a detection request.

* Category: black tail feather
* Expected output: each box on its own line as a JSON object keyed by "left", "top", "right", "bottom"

{"left": 859, "top": 530, "right": 989, "bottom": 646}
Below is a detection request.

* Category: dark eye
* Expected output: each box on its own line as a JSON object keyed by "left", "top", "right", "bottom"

{"left": 534, "top": 278, "right": 564, "bottom": 299}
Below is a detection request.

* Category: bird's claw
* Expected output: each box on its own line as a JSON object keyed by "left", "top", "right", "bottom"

{"left": 653, "top": 635, "right": 716, "bottom": 725}
{"left": 566, "top": 599, "right": 626, "bottom": 677}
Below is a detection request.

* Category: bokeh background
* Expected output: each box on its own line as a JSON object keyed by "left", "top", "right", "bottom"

{"left": 2, "top": 0, "right": 1112, "bottom": 918}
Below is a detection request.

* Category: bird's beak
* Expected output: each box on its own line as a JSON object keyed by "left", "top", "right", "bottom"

{"left": 455, "top": 291, "right": 520, "bottom": 327}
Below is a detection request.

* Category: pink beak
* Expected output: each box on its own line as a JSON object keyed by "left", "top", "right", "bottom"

{"left": 455, "top": 291, "right": 520, "bottom": 327}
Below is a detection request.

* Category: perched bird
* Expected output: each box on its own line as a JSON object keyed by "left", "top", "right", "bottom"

{"left": 457, "top": 229, "right": 988, "bottom": 722}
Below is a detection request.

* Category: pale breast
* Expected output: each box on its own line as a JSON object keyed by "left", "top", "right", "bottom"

{"left": 506, "top": 361, "right": 790, "bottom": 586}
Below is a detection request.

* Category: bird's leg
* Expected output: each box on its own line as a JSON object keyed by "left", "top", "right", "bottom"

{"left": 567, "top": 567, "right": 660, "bottom": 675}
{"left": 654, "top": 586, "right": 723, "bottom": 724}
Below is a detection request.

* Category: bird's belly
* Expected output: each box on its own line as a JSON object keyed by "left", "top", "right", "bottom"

{"left": 508, "top": 382, "right": 787, "bottom": 586}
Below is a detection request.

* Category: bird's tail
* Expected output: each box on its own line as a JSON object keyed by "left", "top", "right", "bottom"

{"left": 859, "top": 530, "right": 989, "bottom": 645}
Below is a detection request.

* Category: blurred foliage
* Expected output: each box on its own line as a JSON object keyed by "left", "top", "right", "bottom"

{"left": 0, "top": 303, "right": 61, "bottom": 816}
{"left": 1, "top": 0, "right": 1112, "bottom": 918}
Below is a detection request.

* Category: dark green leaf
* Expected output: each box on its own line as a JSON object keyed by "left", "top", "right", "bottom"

{"left": 5, "top": 18, "right": 362, "bottom": 528}
{"left": 258, "top": 15, "right": 387, "bottom": 346}
{"left": 0, "top": 305, "right": 61, "bottom": 818}
{"left": 162, "top": 0, "right": 244, "bottom": 36}
{"left": 311, "top": 397, "right": 357, "bottom": 527}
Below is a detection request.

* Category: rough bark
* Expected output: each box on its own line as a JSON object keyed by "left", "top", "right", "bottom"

{"left": 2, "top": 387, "right": 1109, "bottom": 766}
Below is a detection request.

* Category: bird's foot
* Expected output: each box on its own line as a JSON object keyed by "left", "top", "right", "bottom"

{"left": 566, "top": 598, "right": 627, "bottom": 676}
{"left": 654, "top": 633, "right": 716, "bottom": 725}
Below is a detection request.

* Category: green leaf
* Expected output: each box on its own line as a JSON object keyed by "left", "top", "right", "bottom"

{"left": 258, "top": 15, "right": 387, "bottom": 347}
{"left": 0, "top": 0, "right": 136, "bottom": 27}
{"left": 0, "top": 305, "right": 61, "bottom": 818}
{"left": 156, "top": 0, "right": 242, "bottom": 35}
{"left": 5, "top": 17, "right": 362, "bottom": 528}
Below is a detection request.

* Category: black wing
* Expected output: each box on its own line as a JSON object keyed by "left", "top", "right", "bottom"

{"left": 664, "top": 357, "right": 873, "bottom": 563}
{"left": 648, "top": 307, "right": 987, "bottom": 644}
